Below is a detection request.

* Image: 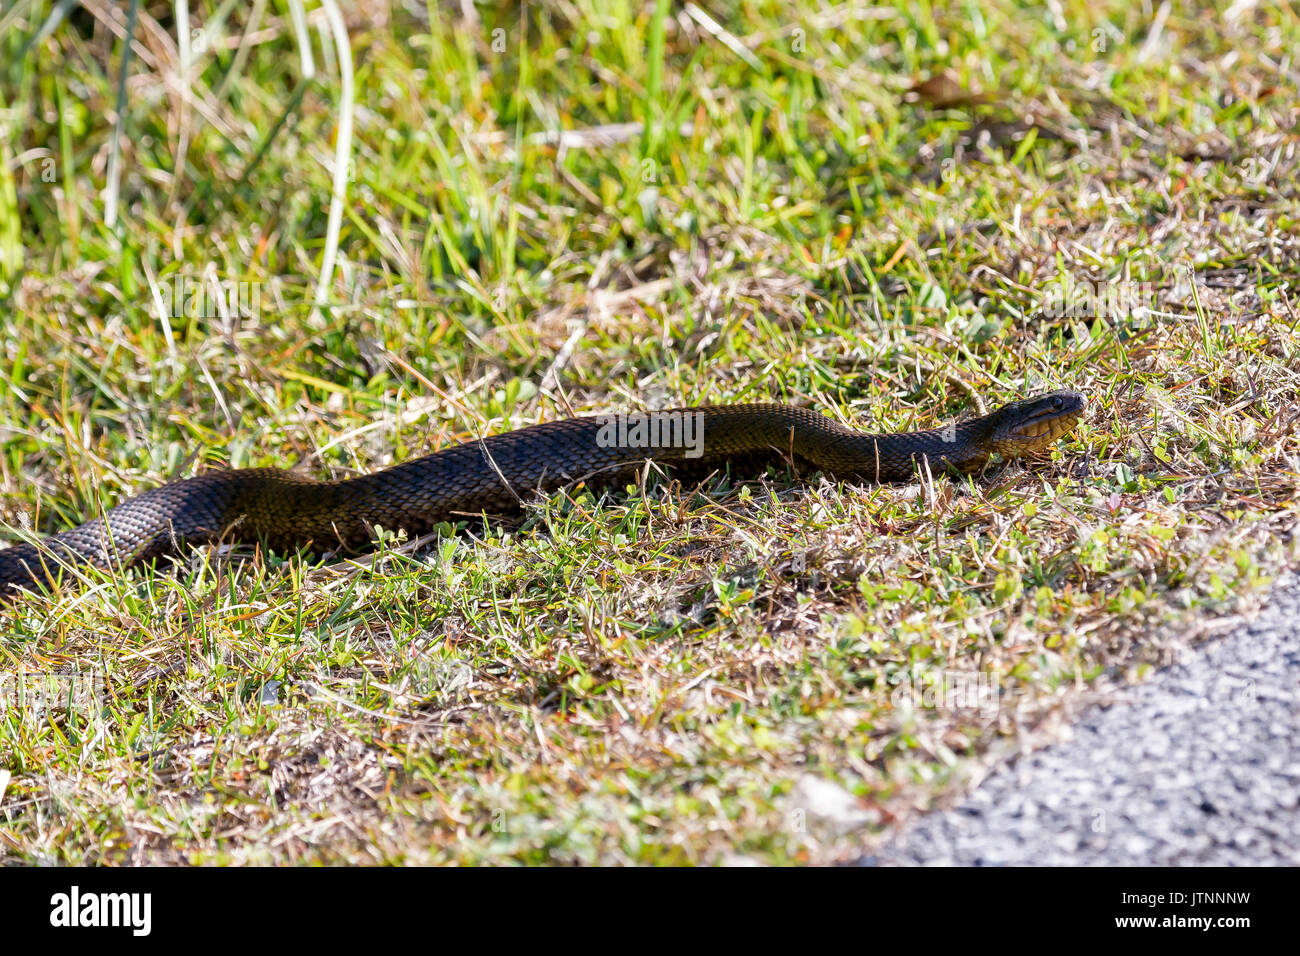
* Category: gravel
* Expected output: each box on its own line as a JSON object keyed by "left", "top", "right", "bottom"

{"left": 864, "top": 573, "right": 1300, "bottom": 866}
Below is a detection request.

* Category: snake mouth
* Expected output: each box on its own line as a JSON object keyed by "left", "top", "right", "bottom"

{"left": 994, "top": 390, "right": 1086, "bottom": 453}
{"left": 1011, "top": 411, "right": 1077, "bottom": 441}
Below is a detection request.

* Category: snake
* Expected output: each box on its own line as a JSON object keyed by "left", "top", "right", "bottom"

{"left": 0, "top": 390, "right": 1084, "bottom": 599}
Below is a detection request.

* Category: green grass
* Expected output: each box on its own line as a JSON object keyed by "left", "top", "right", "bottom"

{"left": 1, "top": 0, "right": 1298, "bottom": 864}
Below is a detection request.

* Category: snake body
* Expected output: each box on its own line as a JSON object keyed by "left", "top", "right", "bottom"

{"left": 0, "top": 390, "right": 1083, "bottom": 598}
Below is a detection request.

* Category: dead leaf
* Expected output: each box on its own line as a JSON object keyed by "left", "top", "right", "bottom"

{"left": 905, "top": 68, "right": 992, "bottom": 108}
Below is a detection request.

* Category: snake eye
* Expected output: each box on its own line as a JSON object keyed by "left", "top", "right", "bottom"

{"left": 1052, "top": 396, "right": 1064, "bottom": 410}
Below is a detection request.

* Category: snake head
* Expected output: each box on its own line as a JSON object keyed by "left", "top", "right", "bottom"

{"left": 986, "top": 390, "right": 1086, "bottom": 458}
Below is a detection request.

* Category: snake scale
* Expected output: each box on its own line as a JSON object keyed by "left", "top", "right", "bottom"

{"left": 0, "top": 390, "right": 1084, "bottom": 598}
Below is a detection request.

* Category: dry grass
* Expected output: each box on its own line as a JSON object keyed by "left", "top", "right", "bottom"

{"left": 1, "top": 0, "right": 1298, "bottom": 864}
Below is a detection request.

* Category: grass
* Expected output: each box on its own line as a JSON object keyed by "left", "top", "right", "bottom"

{"left": 0, "top": 0, "right": 1298, "bottom": 864}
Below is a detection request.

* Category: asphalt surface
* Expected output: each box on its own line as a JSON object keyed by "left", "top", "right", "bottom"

{"left": 865, "top": 572, "right": 1300, "bottom": 866}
